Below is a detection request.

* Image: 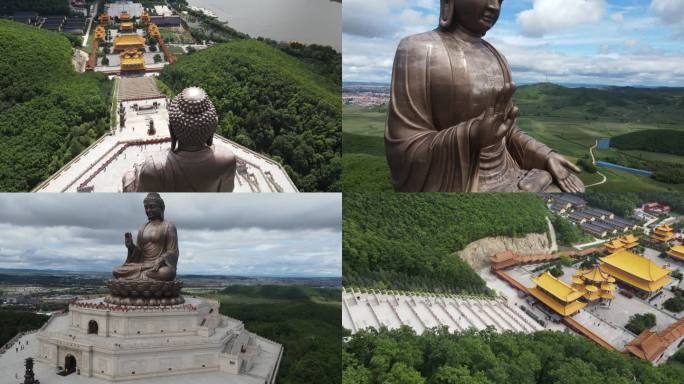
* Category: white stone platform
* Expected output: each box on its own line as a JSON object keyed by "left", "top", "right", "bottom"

{"left": 0, "top": 297, "right": 283, "bottom": 383}
{"left": 33, "top": 77, "right": 297, "bottom": 192}
{"left": 343, "top": 288, "right": 544, "bottom": 335}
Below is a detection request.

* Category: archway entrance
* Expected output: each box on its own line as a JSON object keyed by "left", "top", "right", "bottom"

{"left": 64, "top": 354, "right": 76, "bottom": 375}
{"left": 88, "top": 320, "right": 99, "bottom": 335}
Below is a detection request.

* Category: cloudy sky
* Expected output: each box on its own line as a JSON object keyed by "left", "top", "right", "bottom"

{"left": 0, "top": 194, "right": 341, "bottom": 277}
{"left": 343, "top": 0, "right": 684, "bottom": 86}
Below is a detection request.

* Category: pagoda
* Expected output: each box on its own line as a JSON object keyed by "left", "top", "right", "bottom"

{"left": 651, "top": 224, "right": 674, "bottom": 242}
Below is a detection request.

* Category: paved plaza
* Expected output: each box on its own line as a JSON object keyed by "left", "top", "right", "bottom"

{"left": 34, "top": 77, "right": 297, "bottom": 192}
{"left": 343, "top": 289, "right": 544, "bottom": 335}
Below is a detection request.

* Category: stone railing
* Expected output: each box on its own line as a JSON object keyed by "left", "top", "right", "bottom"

{"left": 71, "top": 300, "right": 197, "bottom": 313}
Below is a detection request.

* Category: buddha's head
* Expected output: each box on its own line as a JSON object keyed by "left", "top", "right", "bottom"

{"left": 168, "top": 87, "right": 219, "bottom": 151}
{"left": 143, "top": 192, "right": 165, "bottom": 221}
{"left": 439, "top": 0, "right": 502, "bottom": 36}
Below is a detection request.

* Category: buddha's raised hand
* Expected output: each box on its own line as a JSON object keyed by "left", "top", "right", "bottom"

{"left": 472, "top": 82, "right": 517, "bottom": 147}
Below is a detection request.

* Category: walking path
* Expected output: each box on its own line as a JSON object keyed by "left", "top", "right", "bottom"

{"left": 585, "top": 140, "right": 607, "bottom": 188}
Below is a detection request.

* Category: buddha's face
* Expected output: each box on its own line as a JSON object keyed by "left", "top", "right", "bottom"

{"left": 144, "top": 202, "right": 164, "bottom": 221}
{"left": 454, "top": 0, "right": 502, "bottom": 35}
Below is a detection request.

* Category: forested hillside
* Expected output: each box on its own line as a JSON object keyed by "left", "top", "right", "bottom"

{"left": 216, "top": 285, "right": 341, "bottom": 384}
{"left": 515, "top": 83, "right": 684, "bottom": 124}
{"left": 611, "top": 129, "right": 684, "bottom": 156}
{"left": 0, "top": 310, "right": 49, "bottom": 347}
{"left": 343, "top": 328, "right": 684, "bottom": 384}
{"left": 0, "top": 20, "right": 112, "bottom": 191}
{"left": 343, "top": 193, "right": 549, "bottom": 293}
{"left": 159, "top": 39, "right": 341, "bottom": 191}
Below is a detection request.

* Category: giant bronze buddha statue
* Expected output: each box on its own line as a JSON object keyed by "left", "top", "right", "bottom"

{"left": 106, "top": 193, "right": 184, "bottom": 306}
{"left": 122, "top": 87, "right": 237, "bottom": 192}
{"left": 385, "top": 0, "right": 584, "bottom": 192}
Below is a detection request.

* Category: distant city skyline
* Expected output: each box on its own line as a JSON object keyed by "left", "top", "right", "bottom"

{"left": 0, "top": 194, "right": 341, "bottom": 277}
{"left": 343, "top": 0, "right": 684, "bottom": 86}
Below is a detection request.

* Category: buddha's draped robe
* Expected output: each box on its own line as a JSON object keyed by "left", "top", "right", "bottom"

{"left": 123, "top": 146, "right": 236, "bottom": 192}
{"left": 113, "top": 220, "right": 178, "bottom": 281}
{"left": 385, "top": 30, "right": 556, "bottom": 192}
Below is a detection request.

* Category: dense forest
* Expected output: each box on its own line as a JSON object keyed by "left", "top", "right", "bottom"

{"left": 611, "top": 129, "right": 684, "bottom": 156}
{"left": 343, "top": 193, "right": 549, "bottom": 293}
{"left": 0, "top": 20, "right": 112, "bottom": 191}
{"left": 159, "top": 39, "right": 341, "bottom": 191}
{"left": 221, "top": 284, "right": 340, "bottom": 302}
{"left": 0, "top": 0, "right": 69, "bottom": 15}
{"left": 582, "top": 192, "right": 684, "bottom": 217}
{"left": 514, "top": 83, "right": 684, "bottom": 124}
{"left": 0, "top": 310, "right": 49, "bottom": 347}
{"left": 217, "top": 285, "right": 341, "bottom": 384}
{"left": 343, "top": 327, "right": 684, "bottom": 384}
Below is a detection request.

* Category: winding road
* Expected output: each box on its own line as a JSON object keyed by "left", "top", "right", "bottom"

{"left": 584, "top": 140, "right": 607, "bottom": 188}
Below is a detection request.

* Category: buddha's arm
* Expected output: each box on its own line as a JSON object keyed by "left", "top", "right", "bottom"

{"left": 505, "top": 124, "right": 553, "bottom": 171}
{"left": 385, "top": 34, "right": 480, "bottom": 192}
{"left": 160, "top": 224, "right": 179, "bottom": 268}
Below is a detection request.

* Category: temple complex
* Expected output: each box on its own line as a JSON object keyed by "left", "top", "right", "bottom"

{"left": 651, "top": 224, "right": 675, "bottom": 242}
{"left": 599, "top": 250, "right": 672, "bottom": 296}
{"left": 527, "top": 272, "right": 587, "bottom": 316}
{"left": 33, "top": 77, "right": 296, "bottom": 192}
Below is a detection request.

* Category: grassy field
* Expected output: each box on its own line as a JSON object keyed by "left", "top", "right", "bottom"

{"left": 202, "top": 285, "right": 341, "bottom": 384}
{"left": 342, "top": 84, "right": 684, "bottom": 192}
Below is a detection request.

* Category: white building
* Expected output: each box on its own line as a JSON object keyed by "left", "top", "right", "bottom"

{"left": 32, "top": 297, "right": 281, "bottom": 383}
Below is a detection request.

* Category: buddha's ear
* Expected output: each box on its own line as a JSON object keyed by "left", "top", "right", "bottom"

{"left": 170, "top": 129, "right": 177, "bottom": 152}
{"left": 439, "top": 0, "right": 455, "bottom": 29}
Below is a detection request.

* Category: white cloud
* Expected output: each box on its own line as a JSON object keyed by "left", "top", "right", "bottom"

{"left": 517, "top": 0, "right": 607, "bottom": 37}
{"left": 651, "top": 0, "right": 684, "bottom": 25}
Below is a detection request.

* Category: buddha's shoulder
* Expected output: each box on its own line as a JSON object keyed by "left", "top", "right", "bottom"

{"left": 397, "top": 30, "right": 444, "bottom": 51}
{"left": 210, "top": 146, "right": 237, "bottom": 168}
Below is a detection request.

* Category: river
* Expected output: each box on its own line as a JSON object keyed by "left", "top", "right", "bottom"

{"left": 186, "top": 0, "right": 341, "bottom": 51}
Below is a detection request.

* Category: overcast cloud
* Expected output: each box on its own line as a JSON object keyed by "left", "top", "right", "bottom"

{"left": 343, "top": 0, "right": 684, "bottom": 86}
{"left": 0, "top": 194, "right": 341, "bottom": 277}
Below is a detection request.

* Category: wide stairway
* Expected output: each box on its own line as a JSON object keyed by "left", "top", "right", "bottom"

{"left": 118, "top": 76, "right": 165, "bottom": 101}
{"left": 342, "top": 288, "right": 544, "bottom": 335}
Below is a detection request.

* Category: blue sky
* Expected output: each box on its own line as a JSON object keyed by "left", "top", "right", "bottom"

{"left": 0, "top": 194, "right": 341, "bottom": 278}
{"left": 343, "top": 0, "right": 684, "bottom": 86}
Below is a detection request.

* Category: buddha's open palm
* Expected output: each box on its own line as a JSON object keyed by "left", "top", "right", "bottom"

{"left": 546, "top": 153, "right": 585, "bottom": 192}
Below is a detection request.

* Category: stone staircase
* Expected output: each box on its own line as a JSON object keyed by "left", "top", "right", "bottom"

{"left": 118, "top": 76, "right": 165, "bottom": 101}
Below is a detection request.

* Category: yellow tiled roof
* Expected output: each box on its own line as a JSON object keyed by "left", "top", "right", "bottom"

{"left": 531, "top": 271, "right": 584, "bottom": 302}
{"left": 601, "top": 263, "right": 671, "bottom": 292}
{"left": 600, "top": 250, "right": 672, "bottom": 283}
{"left": 622, "top": 234, "right": 639, "bottom": 244}
{"left": 667, "top": 245, "right": 684, "bottom": 260}
{"left": 578, "top": 266, "right": 611, "bottom": 283}
{"left": 528, "top": 287, "right": 587, "bottom": 316}
{"left": 114, "top": 35, "right": 145, "bottom": 46}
